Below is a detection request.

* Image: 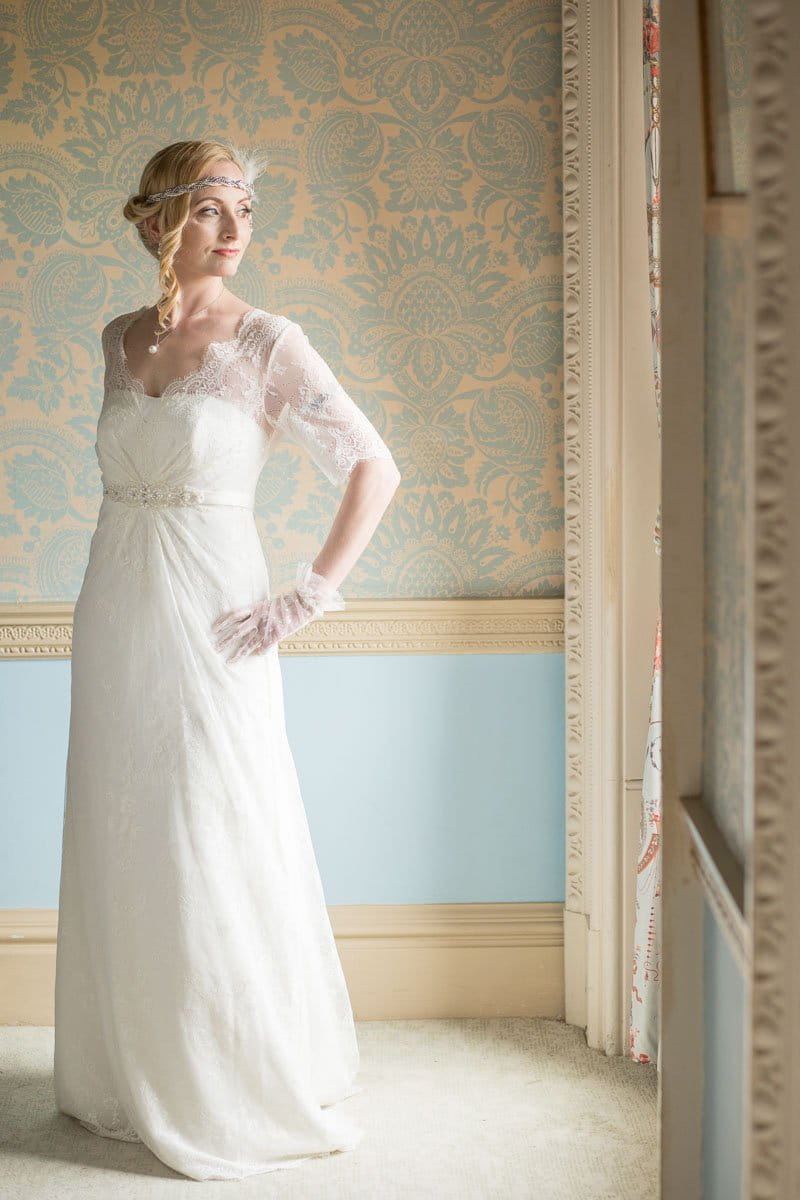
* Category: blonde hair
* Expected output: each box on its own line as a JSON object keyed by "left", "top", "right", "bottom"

{"left": 122, "top": 138, "right": 268, "bottom": 331}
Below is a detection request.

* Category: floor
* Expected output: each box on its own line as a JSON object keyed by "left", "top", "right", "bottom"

{"left": 0, "top": 1017, "right": 658, "bottom": 1199}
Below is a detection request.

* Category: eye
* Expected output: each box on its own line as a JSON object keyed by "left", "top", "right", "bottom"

{"left": 198, "top": 206, "right": 252, "bottom": 217}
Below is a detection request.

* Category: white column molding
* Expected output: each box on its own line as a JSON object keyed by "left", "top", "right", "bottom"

{"left": 562, "top": 0, "right": 627, "bottom": 1054}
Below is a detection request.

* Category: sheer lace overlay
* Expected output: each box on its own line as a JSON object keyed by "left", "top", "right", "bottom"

{"left": 102, "top": 305, "right": 396, "bottom": 487}
{"left": 263, "top": 320, "right": 395, "bottom": 486}
{"left": 52, "top": 305, "right": 392, "bottom": 1181}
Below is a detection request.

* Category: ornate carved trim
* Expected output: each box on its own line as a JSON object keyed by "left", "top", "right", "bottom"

{"left": 562, "top": 0, "right": 627, "bottom": 1053}
{"left": 0, "top": 599, "right": 564, "bottom": 658}
{"left": 562, "top": 0, "right": 587, "bottom": 924}
{"left": 0, "top": 608, "right": 74, "bottom": 657}
{"left": 748, "top": 0, "right": 797, "bottom": 1193}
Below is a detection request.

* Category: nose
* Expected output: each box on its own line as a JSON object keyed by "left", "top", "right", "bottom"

{"left": 220, "top": 211, "right": 241, "bottom": 238}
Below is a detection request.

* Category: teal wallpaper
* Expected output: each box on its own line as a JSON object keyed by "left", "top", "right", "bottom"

{"left": 0, "top": 0, "right": 564, "bottom": 602}
{"left": 703, "top": 230, "right": 748, "bottom": 864}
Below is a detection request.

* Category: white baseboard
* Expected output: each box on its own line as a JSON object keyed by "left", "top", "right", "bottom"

{"left": 0, "top": 903, "right": 565, "bottom": 1024}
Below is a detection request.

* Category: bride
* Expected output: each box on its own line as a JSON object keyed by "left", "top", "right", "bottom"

{"left": 52, "top": 137, "right": 401, "bottom": 1181}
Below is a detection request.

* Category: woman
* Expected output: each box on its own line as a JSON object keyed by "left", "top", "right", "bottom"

{"left": 52, "top": 137, "right": 401, "bottom": 1181}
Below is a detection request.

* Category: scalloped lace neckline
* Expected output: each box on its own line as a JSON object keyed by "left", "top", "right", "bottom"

{"left": 118, "top": 304, "right": 258, "bottom": 400}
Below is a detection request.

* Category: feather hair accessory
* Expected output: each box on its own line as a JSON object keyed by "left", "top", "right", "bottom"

{"left": 224, "top": 142, "right": 270, "bottom": 207}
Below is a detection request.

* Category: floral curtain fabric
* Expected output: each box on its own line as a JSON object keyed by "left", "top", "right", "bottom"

{"left": 629, "top": 0, "right": 662, "bottom": 1067}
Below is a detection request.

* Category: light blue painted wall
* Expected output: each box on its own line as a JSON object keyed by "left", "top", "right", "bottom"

{"left": 0, "top": 661, "right": 71, "bottom": 909}
{"left": 702, "top": 897, "right": 744, "bottom": 1200}
{"left": 0, "top": 652, "right": 565, "bottom": 908}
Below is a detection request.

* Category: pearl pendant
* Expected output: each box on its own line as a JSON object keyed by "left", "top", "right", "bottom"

{"left": 148, "top": 344, "right": 159, "bottom": 354}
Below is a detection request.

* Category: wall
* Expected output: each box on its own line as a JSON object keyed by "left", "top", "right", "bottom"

{"left": 0, "top": 1, "right": 563, "bottom": 600}
{"left": 0, "top": 651, "right": 566, "bottom": 907}
{"left": 0, "top": 2, "right": 564, "bottom": 911}
{"left": 702, "top": 900, "right": 744, "bottom": 1200}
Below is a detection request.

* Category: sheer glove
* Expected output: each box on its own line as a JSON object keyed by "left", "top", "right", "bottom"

{"left": 212, "top": 560, "right": 345, "bottom": 664}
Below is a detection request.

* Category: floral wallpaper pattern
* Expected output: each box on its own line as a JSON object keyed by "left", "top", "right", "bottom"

{"left": 0, "top": 0, "right": 563, "bottom": 601}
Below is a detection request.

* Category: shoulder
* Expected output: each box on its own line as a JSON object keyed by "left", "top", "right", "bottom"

{"left": 240, "top": 308, "right": 299, "bottom": 361}
{"left": 103, "top": 307, "right": 142, "bottom": 333}
{"left": 243, "top": 307, "right": 295, "bottom": 339}
{"left": 100, "top": 307, "right": 142, "bottom": 356}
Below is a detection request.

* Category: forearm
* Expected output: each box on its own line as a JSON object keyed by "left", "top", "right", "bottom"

{"left": 213, "top": 458, "right": 400, "bottom": 663}
{"left": 311, "top": 458, "right": 401, "bottom": 591}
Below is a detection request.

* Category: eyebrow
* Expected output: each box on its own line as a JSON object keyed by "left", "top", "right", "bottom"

{"left": 192, "top": 194, "right": 250, "bottom": 206}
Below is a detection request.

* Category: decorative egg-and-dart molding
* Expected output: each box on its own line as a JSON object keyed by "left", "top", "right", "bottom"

{"left": 0, "top": 598, "right": 564, "bottom": 658}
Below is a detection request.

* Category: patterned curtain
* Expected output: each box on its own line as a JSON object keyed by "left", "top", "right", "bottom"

{"left": 629, "top": 0, "right": 662, "bottom": 1067}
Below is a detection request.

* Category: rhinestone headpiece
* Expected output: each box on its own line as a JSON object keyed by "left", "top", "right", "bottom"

{"left": 143, "top": 175, "right": 255, "bottom": 205}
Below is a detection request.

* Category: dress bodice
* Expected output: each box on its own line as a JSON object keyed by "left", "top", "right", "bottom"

{"left": 97, "top": 305, "right": 396, "bottom": 512}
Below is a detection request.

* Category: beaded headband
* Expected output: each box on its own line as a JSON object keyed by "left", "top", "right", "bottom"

{"left": 143, "top": 175, "right": 255, "bottom": 205}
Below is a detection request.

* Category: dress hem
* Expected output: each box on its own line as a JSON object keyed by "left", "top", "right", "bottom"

{"left": 61, "top": 1104, "right": 364, "bottom": 1182}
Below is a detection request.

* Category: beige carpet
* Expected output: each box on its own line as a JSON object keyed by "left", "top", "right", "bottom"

{"left": 0, "top": 1017, "right": 658, "bottom": 1199}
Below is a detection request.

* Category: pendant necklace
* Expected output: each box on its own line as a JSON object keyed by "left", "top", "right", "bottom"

{"left": 148, "top": 283, "right": 227, "bottom": 355}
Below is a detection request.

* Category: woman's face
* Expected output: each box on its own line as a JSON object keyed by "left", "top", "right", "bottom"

{"left": 149, "top": 157, "right": 253, "bottom": 279}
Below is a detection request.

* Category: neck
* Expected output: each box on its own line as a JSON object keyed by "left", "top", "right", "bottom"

{"left": 164, "top": 282, "right": 228, "bottom": 322}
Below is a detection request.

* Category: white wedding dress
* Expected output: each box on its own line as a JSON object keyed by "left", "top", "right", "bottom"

{"left": 53, "top": 305, "right": 395, "bottom": 1181}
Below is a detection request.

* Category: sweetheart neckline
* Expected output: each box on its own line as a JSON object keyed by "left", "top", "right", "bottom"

{"left": 117, "top": 305, "right": 259, "bottom": 400}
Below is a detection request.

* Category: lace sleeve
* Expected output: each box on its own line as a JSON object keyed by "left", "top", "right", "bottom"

{"left": 263, "top": 320, "right": 398, "bottom": 486}
{"left": 100, "top": 316, "right": 119, "bottom": 363}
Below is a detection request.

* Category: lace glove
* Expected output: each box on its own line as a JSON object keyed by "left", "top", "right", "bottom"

{"left": 212, "top": 560, "right": 345, "bottom": 664}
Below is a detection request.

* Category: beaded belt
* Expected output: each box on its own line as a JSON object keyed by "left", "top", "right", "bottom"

{"left": 102, "top": 481, "right": 254, "bottom": 509}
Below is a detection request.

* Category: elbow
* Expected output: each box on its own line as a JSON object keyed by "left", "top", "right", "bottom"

{"left": 381, "top": 452, "right": 402, "bottom": 487}
{"left": 382, "top": 459, "right": 402, "bottom": 500}
{"left": 351, "top": 455, "right": 402, "bottom": 491}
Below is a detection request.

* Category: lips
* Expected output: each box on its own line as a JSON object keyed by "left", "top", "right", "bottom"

{"left": 214, "top": 249, "right": 239, "bottom": 256}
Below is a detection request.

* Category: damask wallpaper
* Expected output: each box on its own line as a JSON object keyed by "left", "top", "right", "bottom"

{"left": 0, "top": 0, "right": 563, "bottom": 602}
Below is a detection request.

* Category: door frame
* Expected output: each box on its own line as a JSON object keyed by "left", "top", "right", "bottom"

{"left": 561, "top": 0, "right": 628, "bottom": 1057}
{"left": 561, "top": 0, "right": 662, "bottom": 1060}
{"left": 659, "top": 0, "right": 707, "bottom": 1193}
{"left": 568, "top": 0, "right": 800, "bottom": 1197}
{"left": 562, "top": 0, "right": 709, "bottom": 1192}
